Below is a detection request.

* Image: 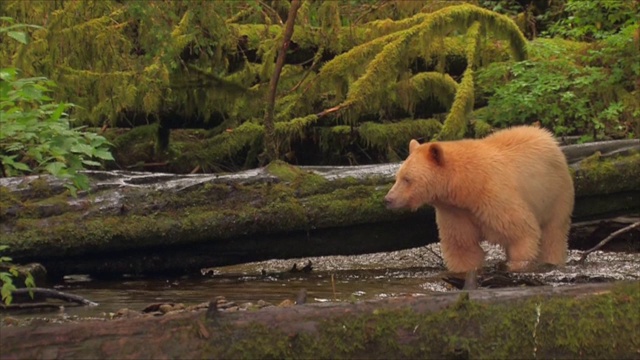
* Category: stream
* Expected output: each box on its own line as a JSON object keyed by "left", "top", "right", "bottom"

{"left": 2, "top": 240, "right": 639, "bottom": 325}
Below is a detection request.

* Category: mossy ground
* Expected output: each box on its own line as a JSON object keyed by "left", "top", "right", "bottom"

{"left": 206, "top": 282, "right": 640, "bottom": 359}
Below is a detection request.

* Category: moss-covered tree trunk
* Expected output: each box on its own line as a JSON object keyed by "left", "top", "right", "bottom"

{"left": 0, "top": 282, "right": 638, "bottom": 359}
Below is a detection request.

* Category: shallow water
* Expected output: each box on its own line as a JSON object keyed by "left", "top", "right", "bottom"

{"left": 3, "top": 243, "right": 638, "bottom": 324}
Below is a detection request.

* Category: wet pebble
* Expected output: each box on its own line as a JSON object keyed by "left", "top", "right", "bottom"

{"left": 216, "top": 300, "right": 237, "bottom": 310}
{"left": 113, "top": 308, "right": 142, "bottom": 319}
{"left": 278, "top": 299, "right": 294, "bottom": 307}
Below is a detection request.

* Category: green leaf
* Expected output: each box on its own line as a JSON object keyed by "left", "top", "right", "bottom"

{"left": 93, "top": 149, "right": 115, "bottom": 160}
{"left": 70, "top": 143, "right": 95, "bottom": 157}
{"left": 82, "top": 159, "right": 102, "bottom": 167}
{"left": 25, "top": 273, "right": 36, "bottom": 290}
{"left": 45, "top": 161, "right": 67, "bottom": 176}
{"left": 0, "top": 67, "right": 17, "bottom": 81}
{"left": 9, "top": 162, "right": 31, "bottom": 171}
{"left": 1, "top": 280, "right": 17, "bottom": 305}
{"left": 73, "top": 173, "right": 91, "bottom": 191}
{"left": 7, "top": 30, "right": 27, "bottom": 44}
{"left": 49, "top": 103, "right": 68, "bottom": 122}
{"left": 65, "top": 184, "right": 78, "bottom": 198}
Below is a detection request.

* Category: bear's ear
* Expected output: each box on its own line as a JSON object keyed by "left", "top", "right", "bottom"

{"left": 428, "top": 143, "right": 444, "bottom": 166}
{"left": 409, "top": 139, "right": 420, "bottom": 154}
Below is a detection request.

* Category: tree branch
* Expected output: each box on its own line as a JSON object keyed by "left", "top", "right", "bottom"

{"left": 262, "top": 0, "right": 302, "bottom": 163}
{"left": 579, "top": 221, "right": 640, "bottom": 264}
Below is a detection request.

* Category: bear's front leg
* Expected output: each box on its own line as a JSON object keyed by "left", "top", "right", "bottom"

{"left": 435, "top": 206, "right": 484, "bottom": 274}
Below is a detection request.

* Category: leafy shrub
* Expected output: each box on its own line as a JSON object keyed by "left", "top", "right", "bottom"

{"left": 543, "top": 0, "right": 639, "bottom": 41}
{"left": 0, "top": 18, "right": 114, "bottom": 196}
{"left": 476, "top": 26, "right": 639, "bottom": 140}
{"left": 0, "top": 245, "right": 35, "bottom": 305}
{"left": 477, "top": 59, "right": 614, "bottom": 137}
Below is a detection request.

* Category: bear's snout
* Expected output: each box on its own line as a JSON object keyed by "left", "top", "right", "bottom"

{"left": 384, "top": 195, "right": 392, "bottom": 207}
{"left": 384, "top": 194, "right": 397, "bottom": 209}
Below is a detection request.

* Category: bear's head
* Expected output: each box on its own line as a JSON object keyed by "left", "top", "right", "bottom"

{"left": 384, "top": 139, "right": 446, "bottom": 211}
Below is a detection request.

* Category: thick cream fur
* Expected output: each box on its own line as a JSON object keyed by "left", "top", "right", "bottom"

{"left": 385, "top": 126, "right": 574, "bottom": 272}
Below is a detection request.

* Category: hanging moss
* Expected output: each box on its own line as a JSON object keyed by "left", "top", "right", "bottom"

{"left": 358, "top": 119, "right": 442, "bottom": 152}
{"left": 1, "top": 2, "right": 529, "bottom": 168}
{"left": 397, "top": 72, "right": 458, "bottom": 116}
{"left": 472, "top": 119, "right": 493, "bottom": 138}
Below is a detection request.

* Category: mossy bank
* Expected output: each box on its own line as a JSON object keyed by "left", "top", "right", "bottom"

{"left": 0, "top": 147, "right": 638, "bottom": 277}
{"left": 1, "top": 282, "right": 638, "bottom": 359}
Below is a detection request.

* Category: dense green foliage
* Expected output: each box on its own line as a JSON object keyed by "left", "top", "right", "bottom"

{"left": 0, "top": 18, "right": 114, "bottom": 195}
{"left": 477, "top": 1, "right": 640, "bottom": 140}
{"left": 0, "top": 1, "right": 528, "bottom": 167}
{"left": 0, "top": 1, "right": 637, "bottom": 170}
{"left": 0, "top": 245, "right": 34, "bottom": 305}
{"left": 543, "top": 0, "right": 639, "bottom": 41}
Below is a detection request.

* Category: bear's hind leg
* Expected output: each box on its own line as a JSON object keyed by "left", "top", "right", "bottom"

{"left": 482, "top": 205, "right": 541, "bottom": 272}
{"left": 504, "top": 216, "right": 542, "bottom": 271}
{"left": 436, "top": 207, "right": 484, "bottom": 273}
{"left": 505, "top": 235, "right": 540, "bottom": 272}
{"left": 537, "top": 217, "right": 570, "bottom": 266}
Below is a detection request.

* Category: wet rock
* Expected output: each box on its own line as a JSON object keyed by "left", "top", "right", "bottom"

{"left": 256, "top": 300, "right": 272, "bottom": 308}
{"left": 164, "top": 309, "right": 185, "bottom": 316}
{"left": 2, "top": 316, "right": 21, "bottom": 326}
{"left": 240, "top": 302, "right": 255, "bottom": 310}
{"left": 187, "top": 302, "right": 210, "bottom": 311}
{"left": 113, "top": 308, "right": 142, "bottom": 319}
{"left": 278, "top": 299, "right": 294, "bottom": 307}
{"left": 142, "top": 303, "right": 165, "bottom": 313}
{"left": 216, "top": 300, "right": 237, "bottom": 310}
{"left": 295, "top": 289, "right": 307, "bottom": 305}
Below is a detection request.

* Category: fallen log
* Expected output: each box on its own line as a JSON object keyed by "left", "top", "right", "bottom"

{"left": 1, "top": 288, "right": 99, "bottom": 310}
{"left": 0, "top": 140, "right": 638, "bottom": 277}
{"left": 0, "top": 282, "right": 638, "bottom": 359}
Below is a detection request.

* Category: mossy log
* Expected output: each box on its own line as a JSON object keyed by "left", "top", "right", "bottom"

{"left": 0, "top": 140, "right": 638, "bottom": 277}
{"left": 1, "top": 282, "right": 638, "bottom": 359}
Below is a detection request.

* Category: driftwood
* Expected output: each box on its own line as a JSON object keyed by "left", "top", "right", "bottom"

{"left": 0, "top": 139, "right": 638, "bottom": 277}
{"left": 1, "top": 288, "right": 98, "bottom": 310}
{"left": 0, "top": 281, "right": 638, "bottom": 359}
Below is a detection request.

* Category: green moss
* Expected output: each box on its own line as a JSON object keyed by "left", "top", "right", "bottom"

{"left": 265, "top": 160, "right": 305, "bottom": 182}
{"left": 106, "top": 125, "right": 159, "bottom": 170}
{"left": 28, "top": 177, "right": 53, "bottom": 198}
{"left": 202, "top": 282, "right": 640, "bottom": 359}
{"left": 265, "top": 160, "right": 330, "bottom": 196}
{"left": 472, "top": 118, "right": 493, "bottom": 138}
{"left": 573, "top": 152, "right": 640, "bottom": 197}
{"left": 0, "top": 186, "right": 21, "bottom": 207}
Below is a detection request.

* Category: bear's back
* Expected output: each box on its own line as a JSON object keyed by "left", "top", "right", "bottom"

{"left": 482, "top": 126, "right": 573, "bottom": 226}
{"left": 484, "top": 126, "right": 557, "bottom": 152}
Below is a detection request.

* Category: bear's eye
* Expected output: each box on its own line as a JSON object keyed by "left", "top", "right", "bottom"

{"left": 402, "top": 176, "right": 411, "bottom": 185}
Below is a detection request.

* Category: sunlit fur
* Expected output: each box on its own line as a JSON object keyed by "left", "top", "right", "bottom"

{"left": 385, "top": 126, "right": 574, "bottom": 273}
